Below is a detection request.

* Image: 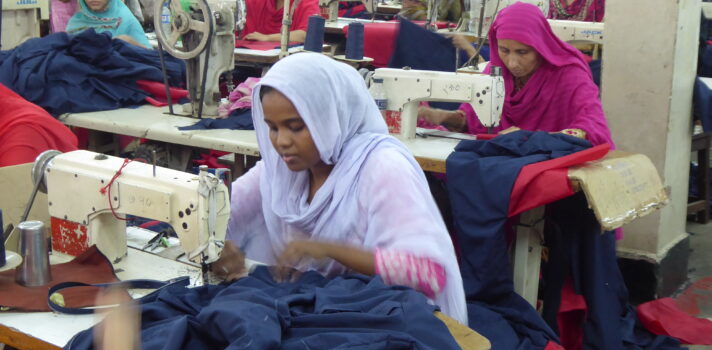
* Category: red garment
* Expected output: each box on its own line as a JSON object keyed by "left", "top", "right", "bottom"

{"left": 0, "top": 84, "right": 78, "bottom": 167}
{"left": 508, "top": 143, "right": 610, "bottom": 216}
{"left": 136, "top": 80, "right": 189, "bottom": 107}
{"left": 557, "top": 278, "right": 587, "bottom": 350}
{"left": 544, "top": 341, "right": 565, "bottom": 350}
{"left": 462, "top": 2, "right": 614, "bottom": 147}
{"left": 242, "top": 0, "right": 320, "bottom": 37}
{"left": 344, "top": 22, "right": 399, "bottom": 67}
{"left": 638, "top": 297, "right": 712, "bottom": 345}
{"left": 343, "top": 20, "right": 454, "bottom": 67}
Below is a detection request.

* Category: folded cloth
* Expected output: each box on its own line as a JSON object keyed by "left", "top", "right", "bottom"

{"left": 0, "top": 246, "right": 119, "bottom": 312}
{"left": 638, "top": 297, "right": 712, "bottom": 345}
{"left": 177, "top": 108, "right": 254, "bottom": 130}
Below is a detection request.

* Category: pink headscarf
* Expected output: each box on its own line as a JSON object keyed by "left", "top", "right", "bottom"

{"left": 463, "top": 2, "right": 613, "bottom": 146}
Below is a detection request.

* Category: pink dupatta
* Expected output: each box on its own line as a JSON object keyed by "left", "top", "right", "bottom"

{"left": 462, "top": 2, "right": 613, "bottom": 146}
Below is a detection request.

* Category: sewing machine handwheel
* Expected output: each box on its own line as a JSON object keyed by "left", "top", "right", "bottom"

{"left": 154, "top": 0, "right": 213, "bottom": 60}
{"left": 31, "top": 150, "right": 61, "bottom": 194}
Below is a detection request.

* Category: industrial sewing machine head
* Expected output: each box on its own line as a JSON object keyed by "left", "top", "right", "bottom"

{"left": 153, "top": 0, "right": 239, "bottom": 118}
{"left": 319, "top": 0, "right": 376, "bottom": 22}
{"left": 32, "top": 150, "right": 230, "bottom": 277}
{"left": 370, "top": 67, "right": 505, "bottom": 139}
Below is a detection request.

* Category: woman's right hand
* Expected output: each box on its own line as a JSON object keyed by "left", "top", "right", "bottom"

{"left": 450, "top": 35, "right": 477, "bottom": 59}
{"left": 210, "top": 240, "right": 247, "bottom": 282}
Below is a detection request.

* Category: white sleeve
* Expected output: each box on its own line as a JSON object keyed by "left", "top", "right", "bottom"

{"left": 226, "top": 161, "right": 267, "bottom": 252}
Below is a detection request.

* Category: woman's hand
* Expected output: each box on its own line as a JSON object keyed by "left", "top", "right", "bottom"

{"left": 273, "top": 241, "right": 332, "bottom": 282}
{"left": 245, "top": 32, "right": 269, "bottom": 41}
{"left": 451, "top": 35, "right": 477, "bottom": 58}
{"left": 210, "top": 240, "right": 247, "bottom": 282}
{"left": 498, "top": 126, "right": 521, "bottom": 135}
{"left": 94, "top": 287, "right": 140, "bottom": 350}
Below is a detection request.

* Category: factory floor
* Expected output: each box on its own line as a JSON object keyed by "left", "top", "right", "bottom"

{"left": 679, "top": 221, "right": 712, "bottom": 350}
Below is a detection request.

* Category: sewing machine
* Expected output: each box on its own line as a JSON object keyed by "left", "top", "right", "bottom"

{"left": 370, "top": 67, "right": 505, "bottom": 139}
{"left": 319, "top": 0, "right": 376, "bottom": 22}
{"left": 153, "top": 0, "right": 236, "bottom": 118}
{"left": 33, "top": 150, "right": 230, "bottom": 277}
{"left": 1, "top": 0, "right": 48, "bottom": 49}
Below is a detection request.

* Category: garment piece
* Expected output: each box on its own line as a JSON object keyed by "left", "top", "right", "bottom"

{"left": 136, "top": 80, "right": 190, "bottom": 107}
{"left": 66, "top": 0, "right": 150, "bottom": 48}
{"left": 242, "top": 0, "right": 320, "bottom": 37}
{"left": 0, "top": 246, "right": 118, "bottom": 312}
{"left": 638, "top": 298, "right": 712, "bottom": 345}
{"left": 0, "top": 83, "right": 78, "bottom": 167}
{"left": 64, "top": 266, "right": 462, "bottom": 350}
{"left": 221, "top": 77, "right": 260, "bottom": 117}
{"left": 548, "top": 0, "right": 604, "bottom": 22}
{"left": 508, "top": 143, "right": 609, "bottom": 216}
{"left": 462, "top": 2, "right": 613, "bottom": 146}
{"left": 389, "top": 19, "right": 460, "bottom": 110}
{"left": 375, "top": 248, "right": 447, "bottom": 299}
{"left": 447, "top": 130, "right": 592, "bottom": 302}
{"left": 177, "top": 108, "right": 254, "bottom": 130}
{"left": 541, "top": 193, "right": 685, "bottom": 350}
{"left": 344, "top": 21, "right": 399, "bottom": 67}
{"left": 338, "top": 2, "right": 369, "bottom": 18}
{"left": 447, "top": 131, "right": 595, "bottom": 348}
{"left": 694, "top": 77, "right": 712, "bottom": 132}
{"left": 228, "top": 53, "right": 466, "bottom": 323}
{"left": 0, "top": 29, "right": 185, "bottom": 116}
{"left": 50, "top": 0, "right": 79, "bottom": 32}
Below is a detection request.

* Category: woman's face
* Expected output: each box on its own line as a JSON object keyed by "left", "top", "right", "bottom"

{"left": 497, "top": 39, "right": 542, "bottom": 79}
{"left": 86, "top": 0, "right": 109, "bottom": 12}
{"left": 262, "top": 89, "right": 322, "bottom": 172}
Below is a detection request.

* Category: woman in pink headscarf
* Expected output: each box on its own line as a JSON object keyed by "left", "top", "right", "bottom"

{"left": 418, "top": 2, "right": 613, "bottom": 147}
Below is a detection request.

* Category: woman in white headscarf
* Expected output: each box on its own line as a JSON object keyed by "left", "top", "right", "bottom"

{"left": 220, "top": 52, "right": 467, "bottom": 324}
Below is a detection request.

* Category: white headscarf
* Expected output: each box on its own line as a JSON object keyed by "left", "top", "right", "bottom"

{"left": 244, "top": 52, "right": 466, "bottom": 323}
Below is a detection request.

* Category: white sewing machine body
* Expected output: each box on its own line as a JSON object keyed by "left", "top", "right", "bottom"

{"left": 41, "top": 150, "right": 229, "bottom": 265}
{"left": 1, "top": 0, "right": 48, "bottom": 50}
{"left": 548, "top": 19, "right": 604, "bottom": 45}
{"left": 371, "top": 68, "right": 505, "bottom": 139}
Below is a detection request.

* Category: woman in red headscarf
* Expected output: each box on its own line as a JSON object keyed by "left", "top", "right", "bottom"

{"left": 0, "top": 84, "right": 78, "bottom": 167}
{"left": 418, "top": 2, "right": 613, "bottom": 147}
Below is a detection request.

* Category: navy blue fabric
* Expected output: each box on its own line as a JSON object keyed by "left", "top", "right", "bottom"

{"left": 467, "top": 294, "right": 560, "bottom": 350}
{"left": 446, "top": 131, "right": 592, "bottom": 349}
{"left": 541, "top": 193, "right": 685, "bottom": 350}
{"left": 458, "top": 43, "right": 490, "bottom": 67}
{"left": 0, "top": 29, "right": 185, "bottom": 116}
{"left": 447, "top": 131, "right": 591, "bottom": 302}
{"left": 589, "top": 60, "right": 601, "bottom": 87}
{"left": 694, "top": 77, "right": 712, "bottom": 132}
{"left": 64, "top": 266, "right": 461, "bottom": 350}
{"left": 389, "top": 19, "right": 460, "bottom": 110}
{"left": 177, "top": 108, "right": 254, "bottom": 131}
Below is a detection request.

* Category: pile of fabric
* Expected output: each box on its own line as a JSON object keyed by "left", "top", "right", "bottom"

{"left": 0, "top": 29, "right": 185, "bottom": 116}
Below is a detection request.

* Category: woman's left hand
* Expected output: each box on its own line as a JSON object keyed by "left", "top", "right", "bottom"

{"left": 245, "top": 32, "right": 269, "bottom": 41}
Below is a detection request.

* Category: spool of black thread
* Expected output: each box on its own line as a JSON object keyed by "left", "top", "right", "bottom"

{"left": 345, "top": 22, "right": 365, "bottom": 60}
{"left": 304, "top": 15, "right": 326, "bottom": 52}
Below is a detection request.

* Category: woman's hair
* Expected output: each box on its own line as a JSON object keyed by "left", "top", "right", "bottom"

{"left": 259, "top": 85, "right": 275, "bottom": 101}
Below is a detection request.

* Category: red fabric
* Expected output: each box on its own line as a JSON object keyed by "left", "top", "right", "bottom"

{"left": 234, "top": 39, "right": 299, "bottom": 50}
{"left": 462, "top": 3, "right": 614, "bottom": 147}
{"left": 544, "top": 341, "right": 565, "bottom": 350}
{"left": 136, "top": 80, "right": 189, "bottom": 107}
{"left": 508, "top": 143, "right": 610, "bottom": 217}
{"left": 193, "top": 150, "right": 230, "bottom": 169}
{"left": 338, "top": 3, "right": 366, "bottom": 17}
{"left": 343, "top": 20, "right": 453, "bottom": 67}
{"left": 242, "top": 0, "right": 320, "bottom": 37}
{"left": 0, "top": 84, "right": 78, "bottom": 167}
{"left": 638, "top": 297, "right": 712, "bottom": 345}
{"left": 344, "top": 22, "right": 399, "bottom": 67}
{"left": 557, "top": 278, "right": 587, "bottom": 350}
